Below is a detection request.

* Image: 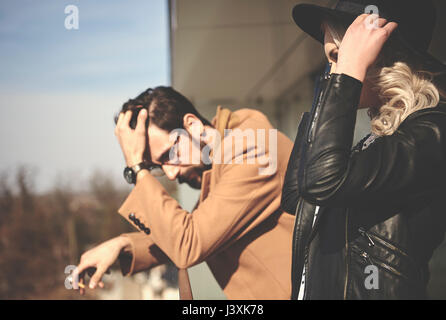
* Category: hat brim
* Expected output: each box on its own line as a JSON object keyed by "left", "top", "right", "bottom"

{"left": 292, "top": 3, "right": 446, "bottom": 74}
{"left": 292, "top": 4, "right": 356, "bottom": 44}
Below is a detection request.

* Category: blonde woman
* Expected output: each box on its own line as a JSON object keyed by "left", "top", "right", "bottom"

{"left": 281, "top": 0, "right": 446, "bottom": 299}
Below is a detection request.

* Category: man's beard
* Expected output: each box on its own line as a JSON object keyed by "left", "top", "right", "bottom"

{"left": 177, "top": 139, "right": 212, "bottom": 189}
{"left": 178, "top": 163, "right": 211, "bottom": 189}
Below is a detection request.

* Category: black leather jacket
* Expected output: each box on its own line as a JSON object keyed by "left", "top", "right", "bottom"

{"left": 281, "top": 71, "right": 446, "bottom": 300}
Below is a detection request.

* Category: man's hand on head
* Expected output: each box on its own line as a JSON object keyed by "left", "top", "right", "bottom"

{"left": 115, "top": 107, "right": 148, "bottom": 167}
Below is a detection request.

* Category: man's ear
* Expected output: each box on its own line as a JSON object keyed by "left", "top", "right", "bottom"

{"left": 183, "top": 113, "right": 204, "bottom": 135}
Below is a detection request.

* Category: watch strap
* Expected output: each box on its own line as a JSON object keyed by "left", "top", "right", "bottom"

{"left": 131, "top": 162, "right": 148, "bottom": 175}
{"left": 131, "top": 162, "right": 150, "bottom": 183}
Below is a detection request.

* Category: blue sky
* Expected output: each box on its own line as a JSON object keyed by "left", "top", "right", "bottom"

{"left": 0, "top": 0, "right": 169, "bottom": 192}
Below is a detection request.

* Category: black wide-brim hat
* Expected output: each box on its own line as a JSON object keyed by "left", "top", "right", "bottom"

{"left": 292, "top": 0, "right": 446, "bottom": 74}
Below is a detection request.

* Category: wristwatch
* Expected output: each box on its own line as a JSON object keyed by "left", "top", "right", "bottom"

{"left": 123, "top": 162, "right": 148, "bottom": 185}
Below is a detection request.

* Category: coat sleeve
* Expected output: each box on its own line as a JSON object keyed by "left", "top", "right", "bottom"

{"left": 118, "top": 151, "right": 283, "bottom": 269}
{"left": 298, "top": 73, "right": 446, "bottom": 209}
{"left": 118, "top": 232, "right": 170, "bottom": 276}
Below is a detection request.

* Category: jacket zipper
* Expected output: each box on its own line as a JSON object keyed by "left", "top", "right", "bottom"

{"left": 307, "top": 89, "right": 324, "bottom": 144}
{"left": 358, "top": 226, "right": 417, "bottom": 265}
{"left": 369, "top": 255, "right": 406, "bottom": 279}
{"left": 357, "top": 228, "right": 418, "bottom": 283}
{"left": 307, "top": 68, "right": 331, "bottom": 144}
{"left": 366, "top": 230, "right": 424, "bottom": 283}
{"left": 366, "top": 229, "right": 410, "bottom": 259}
{"left": 358, "top": 227, "right": 375, "bottom": 247}
{"left": 352, "top": 246, "right": 407, "bottom": 280}
{"left": 343, "top": 209, "right": 349, "bottom": 300}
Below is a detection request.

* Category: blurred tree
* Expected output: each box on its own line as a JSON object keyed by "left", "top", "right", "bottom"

{"left": 0, "top": 166, "right": 178, "bottom": 299}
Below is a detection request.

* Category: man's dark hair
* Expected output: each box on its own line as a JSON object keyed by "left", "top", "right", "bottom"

{"left": 115, "top": 86, "right": 211, "bottom": 131}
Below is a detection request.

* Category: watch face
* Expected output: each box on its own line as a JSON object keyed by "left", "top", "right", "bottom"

{"left": 123, "top": 167, "right": 135, "bottom": 184}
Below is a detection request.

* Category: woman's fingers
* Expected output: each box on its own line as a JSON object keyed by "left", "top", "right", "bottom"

{"left": 352, "top": 13, "right": 369, "bottom": 26}
{"left": 376, "top": 18, "right": 388, "bottom": 28}
{"left": 335, "top": 11, "right": 398, "bottom": 82}
{"left": 382, "top": 21, "right": 399, "bottom": 36}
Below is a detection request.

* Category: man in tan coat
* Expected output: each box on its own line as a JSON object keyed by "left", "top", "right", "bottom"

{"left": 74, "top": 86, "right": 294, "bottom": 299}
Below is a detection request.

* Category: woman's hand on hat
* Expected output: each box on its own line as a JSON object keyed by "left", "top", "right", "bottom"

{"left": 335, "top": 13, "right": 398, "bottom": 82}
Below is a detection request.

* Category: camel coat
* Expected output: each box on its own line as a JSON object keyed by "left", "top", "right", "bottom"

{"left": 117, "top": 107, "right": 294, "bottom": 299}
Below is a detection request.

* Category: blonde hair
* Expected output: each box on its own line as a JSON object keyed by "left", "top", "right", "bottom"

{"left": 325, "top": 22, "right": 443, "bottom": 136}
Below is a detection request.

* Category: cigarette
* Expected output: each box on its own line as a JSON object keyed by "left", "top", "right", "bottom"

{"left": 77, "top": 282, "right": 86, "bottom": 289}
{"left": 68, "top": 276, "right": 86, "bottom": 289}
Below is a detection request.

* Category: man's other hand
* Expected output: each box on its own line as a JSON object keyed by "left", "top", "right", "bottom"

{"left": 73, "top": 236, "right": 131, "bottom": 295}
